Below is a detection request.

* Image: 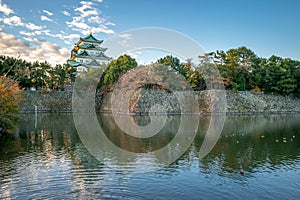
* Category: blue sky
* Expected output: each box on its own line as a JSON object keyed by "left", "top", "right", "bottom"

{"left": 0, "top": 0, "right": 299, "bottom": 65}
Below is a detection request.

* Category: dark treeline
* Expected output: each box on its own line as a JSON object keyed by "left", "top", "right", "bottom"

{"left": 1, "top": 46, "right": 300, "bottom": 96}
{"left": 211, "top": 46, "right": 300, "bottom": 95}
{"left": 0, "top": 55, "right": 76, "bottom": 90}
{"left": 156, "top": 47, "right": 300, "bottom": 97}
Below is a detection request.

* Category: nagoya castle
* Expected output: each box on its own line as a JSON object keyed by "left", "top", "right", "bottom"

{"left": 68, "top": 32, "right": 111, "bottom": 72}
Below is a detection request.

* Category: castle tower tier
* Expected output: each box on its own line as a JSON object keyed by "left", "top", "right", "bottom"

{"left": 67, "top": 33, "right": 111, "bottom": 72}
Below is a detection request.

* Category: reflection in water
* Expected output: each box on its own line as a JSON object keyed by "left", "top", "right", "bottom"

{"left": 0, "top": 113, "right": 299, "bottom": 199}
{"left": 99, "top": 114, "right": 180, "bottom": 153}
{"left": 197, "top": 115, "right": 300, "bottom": 175}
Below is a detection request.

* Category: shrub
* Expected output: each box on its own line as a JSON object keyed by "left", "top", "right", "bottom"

{"left": 0, "top": 76, "right": 23, "bottom": 138}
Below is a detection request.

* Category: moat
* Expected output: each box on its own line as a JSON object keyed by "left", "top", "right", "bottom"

{"left": 0, "top": 113, "right": 299, "bottom": 199}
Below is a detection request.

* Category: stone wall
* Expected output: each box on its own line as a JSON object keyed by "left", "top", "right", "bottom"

{"left": 99, "top": 90, "right": 300, "bottom": 114}
{"left": 19, "top": 90, "right": 300, "bottom": 114}
{"left": 226, "top": 91, "right": 300, "bottom": 114}
{"left": 20, "top": 91, "right": 73, "bottom": 113}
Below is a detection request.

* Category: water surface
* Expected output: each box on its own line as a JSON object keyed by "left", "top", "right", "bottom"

{"left": 0, "top": 113, "right": 299, "bottom": 199}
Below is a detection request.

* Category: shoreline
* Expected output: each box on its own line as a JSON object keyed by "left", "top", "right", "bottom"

{"left": 18, "top": 90, "right": 300, "bottom": 116}
{"left": 17, "top": 109, "right": 300, "bottom": 116}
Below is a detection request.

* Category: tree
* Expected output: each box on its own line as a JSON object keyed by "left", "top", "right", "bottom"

{"left": 157, "top": 55, "right": 190, "bottom": 76}
{"left": 294, "top": 63, "right": 300, "bottom": 97}
{"left": 213, "top": 47, "right": 259, "bottom": 92}
{"left": 156, "top": 55, "right": 209, "bottom": 91}
{"left": 102, "top": 54, "right": 138, "bottom": 85}
{"left": 0, "top": 76, "right": 23, "bottom": 137}
{"left": 0, "top": 56, "right": 24, "bottom": 136}
{"left": 0, "top": 76, "right": 23, "bottom": 114}
{"left": 47, "top": 63, "right": 77, "bottom": 90}
{"left": 30, "top": 61, "right": 52, "bottom": 89}
{"left": 0, "top": 55, "right": 77, "bottom": 90}
{"left": 262, "top": 56, "right": 298, "bottom": 95}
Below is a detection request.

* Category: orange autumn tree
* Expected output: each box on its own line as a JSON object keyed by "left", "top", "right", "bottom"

{"left": 0, "top": 76, "right": 23, "bottom": 136}
{"left": 0, "top": 76, "right": 23, "bottom": 115}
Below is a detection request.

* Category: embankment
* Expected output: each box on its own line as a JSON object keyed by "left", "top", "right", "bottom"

{"left": 19, "top": 90, "right": 300, "bottom": 114}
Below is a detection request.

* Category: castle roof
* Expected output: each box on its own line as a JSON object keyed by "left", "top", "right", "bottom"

{"left": 76, "top": 43, "right": 107, "bottom": 51}
{"left": 80, "top": 33, "right": 103, "bottom": 43}
{"left": 87, "top": 59, "right": 101, "bottom": 66}
{"left": 68, "top": 59, "right": 106, "bottom": 68}
{"left": 75, "top": 50, "right": 89, "bottom": 57}
{"left": 67, "top": 60, "right": 81, "bottom": 67}
{"left": 73, "top": 51, "right": 111, "bottom": 60}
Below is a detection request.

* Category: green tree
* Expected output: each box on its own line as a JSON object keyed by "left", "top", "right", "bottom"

{"left": 262, "top": 56, "right": 298, "bottom": 95}
{"left": 213, "top": 47, "right": 259, "bottom": 92}
{"left": 1, "top": 55, "right": 77, "bottom": 90}
{"left": 157, "top": 55, "right": 207, "bottom": 90}
{"left": 102, "top": 54, "right": 138, "bottom": 85}
{"left": 49, "top": 64, "right": 76, "bottom": 90}
{"left": 295, "top": 62, "right": 300, "bottom": 97}
{"left": 157, "top": 55, "right": 186, "bottom": 75}
{"left": 29, "top": 61, "right": 52, "bottom": 89}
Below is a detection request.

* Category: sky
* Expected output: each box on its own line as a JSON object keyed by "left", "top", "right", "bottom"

{"left": 0, "top": 0, "right": 300, "bottom": 65}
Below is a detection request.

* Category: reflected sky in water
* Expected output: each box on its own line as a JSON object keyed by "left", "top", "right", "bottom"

{"left": 0, "top": 113, "right": 299, "bottom": 199}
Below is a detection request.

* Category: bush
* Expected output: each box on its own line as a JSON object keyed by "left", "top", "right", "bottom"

{"left": 0, "top": 76, "right": 23, "bottom": 138}
{"left": 0, "top": 76, "right": 23, "bottom": 114}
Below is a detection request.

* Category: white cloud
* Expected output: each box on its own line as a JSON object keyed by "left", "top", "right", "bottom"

{"left": 128, "top": 50, "right": 142, "bottom": 59}
{"left": 64, "top": 41, "right": 71, "bottom": 45}
{"left": 105, "top": 21, "right": 115, "bottom": 26}
{"left": 66, "top": 19, "right": 90, "bottom": 31}
{"left": 115, "top": 34, "right": 134, "bottom": 48}
{"left": 75, "top": 1, "right": 93, "bottom": 13}
{"left": 1, "top": 15, "right": 23, "bottom": 26}
{"left": 0, "top": 14, "right": 45, "bottom": 32}
{"left": 66, "top": 0, "right": 115, "bottom": 35}
{"left": 41, "top": 15, "right": 53, "bottom": 22}
{"left": 0, "top": 0, "right": 47, "bottom": 39}
{"left": 59, "top": 47, "right": 70, "bottom": 57}
{"left": 91, "top": 25, "right": 114, "bottom": 34}
{"left": 118, "top": 40, "right": 128, "bottom": 47}
{"left": 0, "top": 0, "right": 14, "bottom": 15}
{"left": 0, "top": 0, "right": 114, "bottom": 51}
{"left": 88, "top": 16, "right": 103, "bottom": 24}
{"left": 51, "top": 33, "right": 80, "bottom": 44}
{"left": 82, "top": 9, "right": 98, "bottom": 18}
{"left": 95, "top": 0, "right": 103, "bottom": 3}
{"left": 0, "top": 30, "right": 70, "bottom": 65}
{"left": 20, "top": 31, "right": 36, "bottom": 37}
{"left": 42, "top": 9, "right": 53, "bottom": 16}
{"left": 41, "top": 29, "right": 52, "bottom": 36}
{"left": 80, "top": 1, "right": 93, "bottom": 6}
{"left": 0, "top": 1, "right": 77, "bottom": 59}
{"left": 23, "top": 37, "right": 40, "bottom": 43}
{"left": 75, "top": 1, "right": 99, "bottom": 18}
{"left": 62, "top": 33, "right": 80, "bottom": 40}
{"left": 34, "top": 30, "right": 42, "bottom": 35}
{"left": 33, "top": 29, "right": 80, "bottom": 45}
{"left": 62, "top": 10, "right": 71, "bottom": 16}
{"left": 0, "top": 30, "right": 28, "bottom": 47}
{"left": 118, "top": 33, "right": 132, "bottom": 40}
{"left": 25, "top": 22, "right": 44, "bottom": 31}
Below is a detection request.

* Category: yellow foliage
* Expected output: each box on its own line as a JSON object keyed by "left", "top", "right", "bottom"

{"left": 0, "top": 76, "right": 23, "bottom": 115}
